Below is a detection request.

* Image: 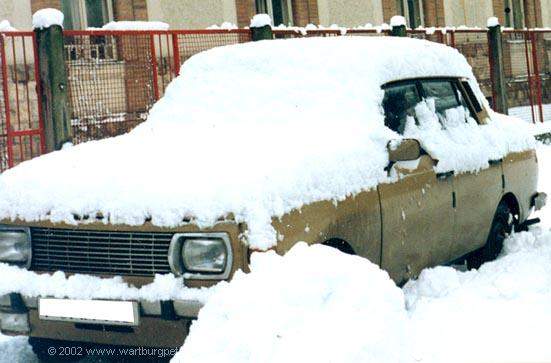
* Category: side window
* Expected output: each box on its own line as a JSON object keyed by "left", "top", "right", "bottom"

{"left": 382, "top": 82, "right": 421, "bottom": 134}
{"left": 460, "top": 81, "right": 483, "bottom": 113}
{"left": 420, "top": 80, "right": 461, "bottom": 116}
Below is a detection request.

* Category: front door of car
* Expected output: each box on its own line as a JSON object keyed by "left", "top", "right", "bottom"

{"left": 378, "top": 156, "right": 455, "bottom": 284}
{"left": 378, "top": 80, "right": 456, "bottom": 284}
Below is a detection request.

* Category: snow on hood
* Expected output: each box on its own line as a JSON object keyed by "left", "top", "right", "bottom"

{"left": 0, "top": 37, "right": 535, "bottom": 249}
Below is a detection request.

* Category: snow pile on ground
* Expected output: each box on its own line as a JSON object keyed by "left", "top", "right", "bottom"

{"left": 173, "top": 242, "right": 411, "bottom": 363}
{"left": 406, "top": 228, "right": 551, "bottom": 363}
{"left": 0, "top": 336, "right": 36, "bottom": 363}
{"left": 32, "top": 8, "right": 63, "bottom": 29}
{"left": 0, "top": 37, "right": 534, "bottom": 249}
{"left": 0, "top": 264, "right": 212, "bottom": 302}
{"left": 100, "top": 21, "right": 169, "bottom": 31}
{"left": 0, "top": 20, "right": 17, "bottom": 32}
{"left": 175, "top": 228, "right": 551, "bottom": 363}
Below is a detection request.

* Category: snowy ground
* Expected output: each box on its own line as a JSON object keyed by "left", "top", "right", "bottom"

{"left": 510, "top": 103, "right": 551, "bottom": 126}
{"left": 1, "top": 142, "right": 550, "bottom": 362}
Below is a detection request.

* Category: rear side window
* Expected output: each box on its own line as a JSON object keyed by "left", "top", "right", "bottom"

{"left": 382, "top": 82, "right": 421, "bottom": 134}
{"left": 420, "top": 80, "right": 461, "bottom": 116}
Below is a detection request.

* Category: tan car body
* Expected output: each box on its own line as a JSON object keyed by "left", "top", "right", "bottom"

{"left": 0, "top": 79, "right": 541, "bottom": 350}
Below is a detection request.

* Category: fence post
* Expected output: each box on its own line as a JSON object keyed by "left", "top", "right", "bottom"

{"left": 34, "top": 10, "right": 72, "bottom": 152}
{"left": 487, "top": 19, "right": 508, "bottom": 114}
{"left": 390, "top": 16, "right": 407, "bottom": 37}
{"left": 250, "top": 14, "right": 273, "bottom": 41}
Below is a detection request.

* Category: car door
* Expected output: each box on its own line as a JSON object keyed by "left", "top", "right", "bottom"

{"left": 378, "top": 80, "right": 455, "bottom": 284}
{"left": 446, "top": 80, "right": 504, "bottom": 260}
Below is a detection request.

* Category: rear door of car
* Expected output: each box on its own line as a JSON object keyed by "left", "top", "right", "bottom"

{"left": 445, "top": 80, "right": 504, "bottom": 259}
{"left": 378, "top": 79, "right": 455, "bottom": 284}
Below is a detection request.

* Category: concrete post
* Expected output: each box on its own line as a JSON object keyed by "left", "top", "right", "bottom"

{"left": 488, "top": 22, "right": 508, "bottom": 114}
{"left": 390, "top": 15, "right": 407, "bottom": 37}
{"left": 35, "top": 23, "right": 72, "bottom": 151}
{"left": 251, "top": 24, "right": 273, "bottom": 41}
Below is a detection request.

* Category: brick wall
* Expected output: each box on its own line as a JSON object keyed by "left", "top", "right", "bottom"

{"left": 492, "top": 0, "right": 506, "bottom": 25}
{"left": 235, "top": 0, "right": 319, "bottom": 27}
{"left": 113, "top": 0, "right": 148, "bottom": 21}
{"left": 291, "top": 0, "right": 319, "bottom": 26}
{"left": 422, "top": 0, "right": 445, "bottom": 27}
{"left": 382, "top": 0, "right": 400, "bottom": 23}
{"left": 235, "top": 0, "right": 255, "bottom": 27}
{"left": 31, "top": 0, "right": 61, "bottom": 14}
{"left": 523, "top": 0, "right": 543, "bottom": 28}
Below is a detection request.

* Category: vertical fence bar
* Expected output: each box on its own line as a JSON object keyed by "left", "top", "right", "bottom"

{"left": 149, "top": 34, "right": 160, "bottom": 101}
{"left": 529, "top": 31, "right": 544, "bottom": 123}
{"left": 0, "top": 35, "right": 14, "bottom": 168}
{"left": 10, "top": 37, "right": 22, "bottom": 131}
{"left": 523, "top": 31, "right": 537, "bottom": 124}
{"left": 171, "top": 33, "right": 181, "bottom": 76}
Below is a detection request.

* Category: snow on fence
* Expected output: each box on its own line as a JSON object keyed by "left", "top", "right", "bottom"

{"left": 0, "top": 27, "right": 549, "bottom": 170}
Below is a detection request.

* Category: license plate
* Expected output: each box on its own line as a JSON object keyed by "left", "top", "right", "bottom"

{"left": 38, "top": 298, "right": 139, "bottom": 326}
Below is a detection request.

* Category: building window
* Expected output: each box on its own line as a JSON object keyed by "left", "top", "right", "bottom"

{"left": 61, "top": 0, "right": 114, "bottom": 30}
{"left": 255, "top": 0, "right": 294, "bottom": 26}
{"left": 504, "top": 0, "right": 524, "bottom": 28}
{"left": 398, "top": 0, "right": 424, "bottom": 28}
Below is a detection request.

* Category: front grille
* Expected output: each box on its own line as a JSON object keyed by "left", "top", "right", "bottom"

{"left": 30, "top": 227, "right": 173, "bottom": 277}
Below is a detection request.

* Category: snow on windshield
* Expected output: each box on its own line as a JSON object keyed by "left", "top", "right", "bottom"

{"left": 0, "top": 36, "right": 534, "bottom": 249}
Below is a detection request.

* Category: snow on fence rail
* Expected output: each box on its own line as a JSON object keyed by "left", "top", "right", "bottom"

{"left": 0, "top": 27, "right": 549, "bottom": 169}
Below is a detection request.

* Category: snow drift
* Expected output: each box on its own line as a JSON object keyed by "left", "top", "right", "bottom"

{"left": 173, "top": 242, "right": 412, "bottom": 363}
{"left": 174, "top": 227, "right": 551, "bottom": 363}
{"left": 0, "top": 36, "right": 534, "bottom": 249}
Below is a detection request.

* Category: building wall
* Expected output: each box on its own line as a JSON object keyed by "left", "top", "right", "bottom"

{"left": 0, "top": 0, "right": 33, "bottom": 29}
{"left": 542, "top": 0, "right": 551, "bottom": 27}
{"left": 317, "top": 0, "right": 383, "bottom": 26}
{"left": 443, "top": 0, "right": 493, "bottom": 27}
{"left": 146, "top": 0, "right": 237, "bottom": 28}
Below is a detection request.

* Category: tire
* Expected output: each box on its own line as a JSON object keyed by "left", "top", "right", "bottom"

{"left": 466, "top": 201, "right": 513, "bottom": 269}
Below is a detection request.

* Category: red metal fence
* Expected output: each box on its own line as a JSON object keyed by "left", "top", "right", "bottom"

{"left": 0, "top": 27, "right": 549, "bottom": 171}
{"left": 63, "top": 29, "right": 251, "bottom": 143}
{"left": 0, "top": 31, "right": 45, "bottom": 172}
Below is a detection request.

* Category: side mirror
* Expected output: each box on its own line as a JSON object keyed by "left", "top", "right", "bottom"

{"left": 387, "top": 139, "right": 421, "bottom": 162}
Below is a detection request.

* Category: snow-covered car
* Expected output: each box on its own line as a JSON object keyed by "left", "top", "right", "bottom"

{"left": 0, "top": 36, "right": 546, "bottom": 356}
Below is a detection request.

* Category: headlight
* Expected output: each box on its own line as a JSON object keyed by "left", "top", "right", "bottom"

{"left": 168, "top": 233, "right": 232, "bottom": 279}
{"left": 182, "top": 239, "right": 227, "bottom": 273}
{"left": 0, "top": 226, "right": 31, "bottom": 267}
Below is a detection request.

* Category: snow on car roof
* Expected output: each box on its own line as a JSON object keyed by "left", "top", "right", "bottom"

{"left": 0, "top": 37, "right": 534, "bottom": 249}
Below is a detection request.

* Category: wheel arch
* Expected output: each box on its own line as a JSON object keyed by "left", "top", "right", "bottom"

{"left": 501, "top": 192, "right": 520, "bottom": 226}
{"left": 322, "top": 238, "right": 356, "bottom": 255}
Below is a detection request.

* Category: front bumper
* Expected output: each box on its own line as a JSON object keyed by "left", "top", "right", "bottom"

{"left": 0, "top": 293, "right": 202, "bottom": 348}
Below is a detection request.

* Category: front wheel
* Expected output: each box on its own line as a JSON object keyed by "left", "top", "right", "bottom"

{"left": 466, "top": 201, "right": 513, "bottom": 269}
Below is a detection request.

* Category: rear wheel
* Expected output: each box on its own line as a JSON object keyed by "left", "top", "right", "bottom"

{"left": 466, "top": 201, "right": 513, "bottom": 269}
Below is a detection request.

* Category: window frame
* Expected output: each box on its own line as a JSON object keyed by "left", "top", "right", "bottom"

{"left": 381, "top": 77, "right": 483, "bottom": 134}
{"left": 255, "top": 0, "right": 294, "bottom": 26}
{"left": 62, "top": 0, "right": 114, "bottom": 30}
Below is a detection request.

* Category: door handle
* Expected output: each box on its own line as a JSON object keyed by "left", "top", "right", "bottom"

{"left": 436, "top": 170, "right": 454, "bottom": 180}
